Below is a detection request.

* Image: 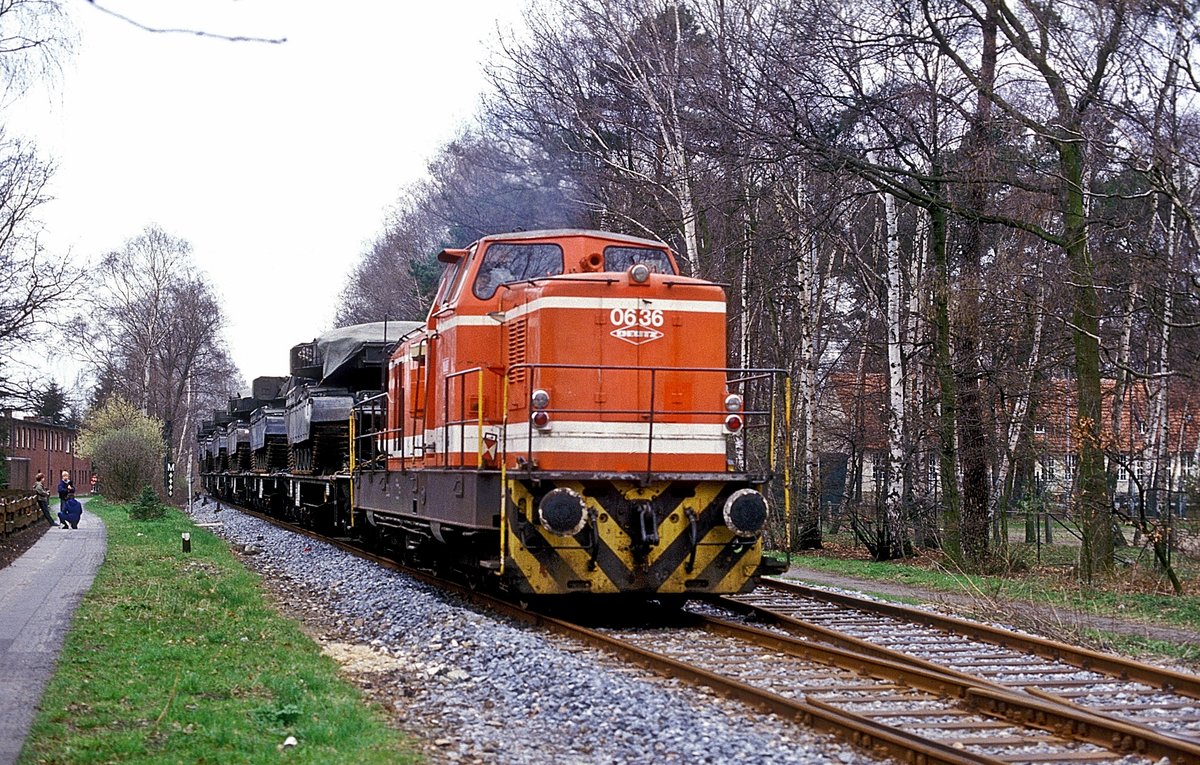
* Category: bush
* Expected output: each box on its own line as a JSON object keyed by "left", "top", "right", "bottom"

{"left": 128, "top": 486, "right": 166, "bottom": 521}
{"left": 78, "top": 398, "right": 164, "bottom": 501}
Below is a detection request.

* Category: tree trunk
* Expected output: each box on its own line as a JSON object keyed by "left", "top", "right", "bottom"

{"left": 882, "top": 191, "right": 908, "bottom": 560}
{"left": 994, "top": 268, "right": 1045, "bottom": 540}
{"left": 1061, "top": 138, "right": 1111, "bottom": 581}
{"left": 798, "top": 230, "right": 822, "bottom": 549}
{"left": 930, "top": 199, "right": 961, "bottom": 559}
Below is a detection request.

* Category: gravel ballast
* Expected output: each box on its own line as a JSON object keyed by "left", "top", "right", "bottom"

{"left": 189, "top": 502, "right": 878, "bottom": 765}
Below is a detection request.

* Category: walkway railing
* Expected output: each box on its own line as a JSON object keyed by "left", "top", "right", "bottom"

{"left": 0, "top": 492, "right": 40, "bottom": 538}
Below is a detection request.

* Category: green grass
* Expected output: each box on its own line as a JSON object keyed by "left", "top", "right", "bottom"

{"left": 20, "top": 498, "right": 418, "bottom": 765}
{"left": 1085, "top": 631, "right": 1200, "bottom": 664}
{"left": 776, "top": 550, "right": 1200, "bottom": 631}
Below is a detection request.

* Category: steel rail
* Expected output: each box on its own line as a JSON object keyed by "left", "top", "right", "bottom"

{"left": 532, "top": 615, "right": 1003, "bottom": 765}
{"left": 723, "top": 579, "right": 1200, "bottom": 753}
{"left": 694, "top": 613, "right": 1200, "bottom": 763}
{"left": 741, "top": 578, "right": 1200, "bottom": 698}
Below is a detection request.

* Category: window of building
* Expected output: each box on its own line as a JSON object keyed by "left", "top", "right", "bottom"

{"left": 1033, "top": 422, "right": 1046, "bottom": 434}
{"left": 1065, "top": 453, "right": 1078, "bottom": 476}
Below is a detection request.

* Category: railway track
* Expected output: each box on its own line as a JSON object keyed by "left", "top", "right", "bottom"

{"left": 216, "top": 504, "right": 1200, "bottom": 764}
{"left": 583, "top": 613, "right": 1194, "bottom": 764}
{"left": 721, "top": 579, "right": 1200, "bottom": 747}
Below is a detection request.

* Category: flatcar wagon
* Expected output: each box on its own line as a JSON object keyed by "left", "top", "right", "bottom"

{"left": 202, "top": 229, "right": 789, "bottom": 600}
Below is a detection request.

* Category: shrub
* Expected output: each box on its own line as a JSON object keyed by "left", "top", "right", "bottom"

{"left": 78, "top": 398, "right": 164, "bottom": 502}
{"left": 128, "top": 485, "right": 166, "bottom": 521}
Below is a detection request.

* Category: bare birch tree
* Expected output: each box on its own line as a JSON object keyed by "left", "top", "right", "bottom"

{"left": 73, "top": 225, "right": 239, "bottom": 490}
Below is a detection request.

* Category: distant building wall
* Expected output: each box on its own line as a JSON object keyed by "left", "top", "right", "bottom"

{"left": 1, "top": 411, "right": 92, "bottom": 493}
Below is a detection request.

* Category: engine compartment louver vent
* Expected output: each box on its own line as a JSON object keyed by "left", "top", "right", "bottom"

{"left": 507, "top": 317, "right": 528, "bottom": 384}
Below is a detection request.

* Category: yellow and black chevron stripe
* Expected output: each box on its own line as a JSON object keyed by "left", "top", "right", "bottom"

{"left": 503, "top": 478, "right": 764, "bottom": 596}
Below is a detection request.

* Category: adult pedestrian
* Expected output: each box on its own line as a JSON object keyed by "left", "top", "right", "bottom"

{"left": 58, "top": 490, "right": 82, "bottom": 529}
{"left": 57, "top": 470, "right": 73, "bottom": 505}
{"left": 33, "top": 472, "right": 54, "bottom": 525}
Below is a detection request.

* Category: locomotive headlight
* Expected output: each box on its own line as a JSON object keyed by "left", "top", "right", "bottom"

{"left": 724, "top": 414, "right": 744, "bottom": 433}
{"left": 724, "top": 393, "right": 743, "bottom": 412}
{"left": 723, "top": 488, "right": 768, "bottom": 537}
{"left": 629, "top": 263, "right": 651, "bottom": 284}
{"left": 531, "top": 410, "right": 552, "bottom": 430}
{"left": 531, "top": 389, "right": 550, "bottom": 409}
{"left": 538, "top": 487, "right": 588, "bottom": 536}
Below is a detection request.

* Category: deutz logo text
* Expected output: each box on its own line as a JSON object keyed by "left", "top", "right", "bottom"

{"left": 609, "top": 307, "right": 665, "bottom": 346}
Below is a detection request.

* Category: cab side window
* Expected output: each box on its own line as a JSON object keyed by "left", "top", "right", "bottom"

{"left": 604, "top": 246, "right": 676, "bottom": 274}
{"left": 432, "top": 259, "right": 463, "bottom": 308}
{"left": 446, "top": 245, "right": 477, "bottom": 304}
{"left": 473, "top": 243, "right": 564, "bottom": 300}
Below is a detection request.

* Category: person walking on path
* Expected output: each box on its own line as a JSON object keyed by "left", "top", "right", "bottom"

{"left": 57, "top": 491, "right": 82, "bottom": 529}
{"left": 32, "top": 473, "right": 54, "bottom": 525}
{"left": 56, "top": 471, "right": 74, "bottom": 506}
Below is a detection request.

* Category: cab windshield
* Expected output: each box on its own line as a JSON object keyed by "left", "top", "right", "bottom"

{"left": 604, "top": 246, "right": 675, "bottom": 274}
{"left": 473, "top": 243, "right": 564, "bottom": 300}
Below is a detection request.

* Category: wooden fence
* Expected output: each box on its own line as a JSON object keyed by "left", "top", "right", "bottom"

{"left": 1, "top": 489, "right": 41, "bottom": 539}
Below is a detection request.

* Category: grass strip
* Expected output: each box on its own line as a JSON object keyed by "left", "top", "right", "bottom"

{"left": 21, "top": 497, "right": 418, "bottom": 765}
{"left": 777, "top": 553, "right": 1200, "bottom": 632}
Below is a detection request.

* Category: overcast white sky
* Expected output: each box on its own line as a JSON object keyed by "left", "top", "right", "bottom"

{"left": 11, "top": 0, "right": 525, "bottom": 388}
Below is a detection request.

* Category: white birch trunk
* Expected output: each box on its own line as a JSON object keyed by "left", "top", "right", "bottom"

{"left": 733, "top": 181, "right": 752, "bottom": 468}
{"left": 1152, "top": 205, "right": 1177, "bottom": 513}
{"left": 800, "top": 229, "right": 820, "bottom": 530}
{"left": 883, "top": 192, "right": 906, "bottom": 546}
{"left": 1112, "top": 281, "right": 1138, "bottom": 437}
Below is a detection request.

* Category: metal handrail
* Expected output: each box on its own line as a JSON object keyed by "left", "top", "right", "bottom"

{"left": 352, "top": 363, "right": 789, "bottom": 477}
{"left": 507, "top": 363, "right": 787, "bottom": 478}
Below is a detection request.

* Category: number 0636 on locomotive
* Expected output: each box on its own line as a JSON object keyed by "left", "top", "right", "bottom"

{"left": 350, "top": 229, "right": 791, "bottom": 598}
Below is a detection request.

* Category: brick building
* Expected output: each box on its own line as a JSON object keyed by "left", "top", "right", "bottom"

{"left": 1, "top": 410, "right": 92, "bottom": 494}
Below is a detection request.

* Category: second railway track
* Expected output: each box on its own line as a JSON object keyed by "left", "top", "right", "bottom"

{"left": 579, "top": 612, "right": 1194, "bottom": 765}
{"left": 721, "top": 580, "right": 1200, "bottom": 749}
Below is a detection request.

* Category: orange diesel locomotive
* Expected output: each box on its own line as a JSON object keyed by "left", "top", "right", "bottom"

{"left": 203, "top": 229, "right": 788, "bottom": 599}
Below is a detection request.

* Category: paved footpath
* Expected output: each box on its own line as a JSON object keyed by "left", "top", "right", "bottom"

{"left": 0, "top": 505, "right": 106, "bottom": 765}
